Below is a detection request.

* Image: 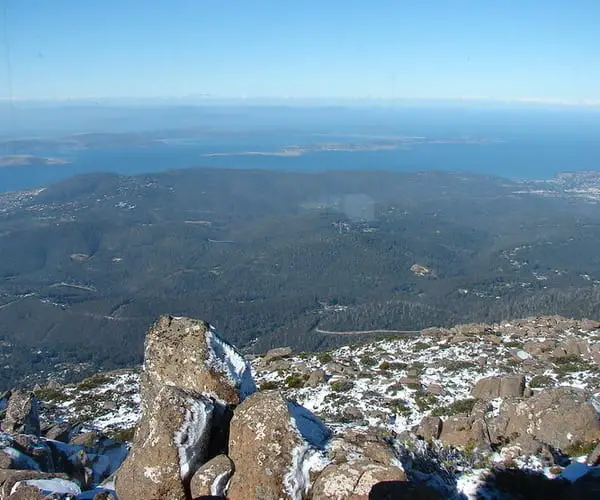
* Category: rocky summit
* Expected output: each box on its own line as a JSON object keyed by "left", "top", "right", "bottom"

{"left": 3, "top": 315, "right": 600, "bottom": 498}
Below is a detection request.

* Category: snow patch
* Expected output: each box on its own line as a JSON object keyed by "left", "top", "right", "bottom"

{"left": 284, "top": 402, "right": 332, "bottom": 499}
{"left": 210, "top": 469, "right": 233, "bottom": 496}
{"left": 287, "top": 402, "right": 331, "bottom": 448}
{"left": 14, "top": 478, "right": 81, "bottom": 495}
{"left": 173, "top": 395, "right": 214, "bottom": 479}
{"left": 2, "top": 446, "right": 41, "bottom": 470}
{"left": 205, "top": 326, "right": 256, "bottom": 399}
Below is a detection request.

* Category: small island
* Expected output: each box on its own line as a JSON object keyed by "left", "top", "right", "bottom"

{"left": 0, "top": 155, "right": 71, "bottom": 168}
{"left": 202, "top": 137, "right": 496, "bottom": 159}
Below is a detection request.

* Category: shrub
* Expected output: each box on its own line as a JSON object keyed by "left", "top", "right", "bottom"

{"left": 444, "top": 360, "right": 476, "bottom": 373}
{"left": 564, "top": 440, "right": 597, "bottom": 457}
{"left": 77, "top": 374, "right": 111, "bottom": 391}
{"left": 110, "top": 427, "right": 136, "bottom": 442}
{"left": 431, "top": 398, "right": 477, "bottom": 417}
{"left": 285, "top": 373, "right": 305, "bottom": 389}
{"left": 330, "top": 379, "right": 354, "bottom": 392}
{"left": 34, "top": 387, "right": 70, "bottom": 403}
{"left": 379, "top": 361, "right": 390, "bottom": 370}
{"left": 414, "top": 390, "right": 438, "bottom": 411}
{"left": 529, "top": 375, "right": 553, "bottom": 389}
{"left": 259, "top": 380, "right": 279, "bottom": 390}
{"left": 360, "top": 356, "right": 377, "bottom": 367}
{"left": 388, "top": 399, "right": 411, "bottom": 417}
{"left": 317, "top": 352, "right": 333, "bottom": 364}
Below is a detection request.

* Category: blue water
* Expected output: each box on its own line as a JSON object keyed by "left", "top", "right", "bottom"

{"left": 2, "top": 134, "right": 600, "bottom": 193}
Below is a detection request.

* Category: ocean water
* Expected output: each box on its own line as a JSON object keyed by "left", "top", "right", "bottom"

{"left": 1, "top": 131, "right": 600, "bottom": 193}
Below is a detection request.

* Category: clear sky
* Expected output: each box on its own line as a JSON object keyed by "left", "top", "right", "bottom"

{"left": 2, "top": 0, "right": 600, "bottom": 102}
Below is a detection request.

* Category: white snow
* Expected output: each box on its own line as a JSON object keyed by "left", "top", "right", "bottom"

{"left": 284, "top": 402, "right": 332, "bottom": 499}
{"left": 205, "top": 326, "right": 257, "bottom": 399}
{"left": 456, "top": 469, "right": 488, "bottom": 499}
{"left": 2, "top": 446, "right": 41, "bottom": 470}
{"left": 13, "top": 478, "right": 81, "bottom": 495}
{"left": 173, "top": 395, "right": 214, "bottom": 479}
{"left": 210, "top": 469, "right": 233, "bottom": 496}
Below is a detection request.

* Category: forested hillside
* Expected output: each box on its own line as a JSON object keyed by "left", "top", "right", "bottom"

{"left": 2, "top": 167, "right": 600, "bottom": 389}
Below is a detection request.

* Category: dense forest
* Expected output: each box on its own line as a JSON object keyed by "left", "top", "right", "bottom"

{"left": 1, "top": 167, "right": 600, "bottom": 389}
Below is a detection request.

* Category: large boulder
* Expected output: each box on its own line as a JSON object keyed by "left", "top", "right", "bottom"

{"left": 1, "top": 391, "right": 40, "bottom": 437}
{"left": 311, "top": 460, "right": 405, "bottom": 500}
{"left": 263, "top": 347, "right": 293, "bottom": 364}
{"left": 115, "top": 316, "right": 256, "bottom": 500}
{"left": 472, "top": 375, "right": 525, "bottom": 400}
{"left": 228, "top": 390, "right": 330, "bottom": 500}
{"left": 140, "top": 315, "right": 256, "bottom": 405}
{"left": 492, "top": 386, "right": 600, "bottom": 450}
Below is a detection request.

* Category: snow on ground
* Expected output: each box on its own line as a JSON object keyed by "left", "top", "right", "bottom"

{"left": 205, "top": 325, "right": 257, "bottom": 399}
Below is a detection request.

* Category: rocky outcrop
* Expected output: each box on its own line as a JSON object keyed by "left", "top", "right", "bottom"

{"left": 1, "top": 392, "right": 40, "bottom": 437}
{"left": 472, "top": 375, "right": 525, "bottom": 400}
{"left": 264, "top": 347, "right": 293, "bottom": 364}
{"left": 115, "top": 315, "right": 255, "bottom": 500}
{"left": 115, "top": 386, "right": 214, "bottom": 500}
{"left": 312, "top": 460, "right": 405, "bottom": 500}
{"left": 492, "top": 386, "right": 600, "bottom": 450}
{"left": 228, "top": 390, "right": 330, "bottom": 500}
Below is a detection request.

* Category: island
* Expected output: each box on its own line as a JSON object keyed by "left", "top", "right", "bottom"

{"left": 0, "top": 155, "right": 71, "bottom": 168}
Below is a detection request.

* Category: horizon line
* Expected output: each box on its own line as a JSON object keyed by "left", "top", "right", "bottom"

{"left": 1, "top": 95, "right": 600, "bottom": 108}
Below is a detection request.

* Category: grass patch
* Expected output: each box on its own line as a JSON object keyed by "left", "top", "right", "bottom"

{"left": 431, "top": 398, "right": 477, "bottom": 417}
{"left": 317, "top": 352, "right": 333, "bottom": 364}
{"left": 285, "top": 373, "right": 305, "bottom": 389}
{"left": 564, "top": 440, "right": 597, "bottom": 457}
{"left": 414, "top": 390, "right": 439, "bottom": 411}
{"left": 330, "top": 379, "right": 354, "bottom": 392}
{"left": 388, "top": 399, "right": 412, "bottom": 417}
{"left": 34, "top": 387, "right": 70, "bottom": 403}
{"left": 444, "top": 360, "right": 476, "bottom": 373}
{"left": 77, "top": 373, "right": 111, "bottom": 391}
{"left": 529, "top": 375, "right": 553, "bottom": 389}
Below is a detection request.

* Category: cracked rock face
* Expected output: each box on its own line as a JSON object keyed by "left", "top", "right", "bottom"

{"left": 1, "top": 391, "right": 40, "bottom": 437}
{"left": 492, "top": 386, "right": 600, "bottom": 451}
{"left": 227, "top": 390, "right": 304, "bottom": 500}
{"left": 115, "top": 315, "right": 255, "bottom": 500}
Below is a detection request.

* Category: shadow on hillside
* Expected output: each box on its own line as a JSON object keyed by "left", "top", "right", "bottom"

{"left": 369, "top": 480, "right": 445, "bottom": 499}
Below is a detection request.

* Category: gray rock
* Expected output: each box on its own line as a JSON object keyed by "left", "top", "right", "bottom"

{"left": 416, "top": 416, "right": 442, "bottom": 440}
{"left": 116, "top": 315, "right": 255, "bottom": 500}
{"left": 312, "top": 460, "right": 405, "bottom": 499}
{"left": 263, "top": 346, "right": 293, "bottom": 363}
{"left": 228, "top": 390, "right": 329, "bottom": 500}
{"left": 493, "top": 386, "right": 600, "bottom": 450}
{"left": 44, "top": 422, "right": 71, "bottom": 443}
{"left": 305, "top": 369, "right": 326, "bottom": 387}
{"left": 1, "top": 391, "right": 40, "bottom": 437}
{"left": 472, "top": 375, "right": 525, "bottom": 400}
{"left": 190, "top": 454, "right": 234, "bottom": 498}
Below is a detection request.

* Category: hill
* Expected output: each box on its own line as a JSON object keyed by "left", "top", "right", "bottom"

{"left": 3, "top": 168, "right": 600, "bottom": 388}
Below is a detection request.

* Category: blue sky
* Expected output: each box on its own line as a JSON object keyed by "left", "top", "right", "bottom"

{"left": 2, "top": 0, "right": 600, "bottom": 102}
